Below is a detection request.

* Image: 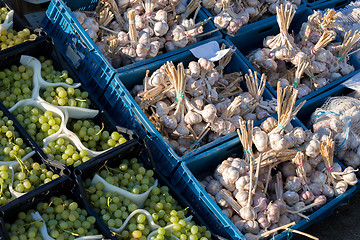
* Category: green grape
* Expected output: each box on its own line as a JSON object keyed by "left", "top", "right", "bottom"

{"left": 6, "top": 196, "right": 99, "bottom": 239}
{"left": 43, "top": 138, "right": 91, "bottom": 166}
{"left": 84, "top": 158, "right": 211, "bottom": 240}
{"left": 67, "top": 119, "right": 127, "bottom": 152}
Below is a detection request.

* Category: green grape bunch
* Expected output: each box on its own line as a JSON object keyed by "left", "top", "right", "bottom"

{"left": 0, "top": 64, "right": 33, "bottom": 109}
{"left": 12, "top": 157, "right": 60, "bottom": 194}
{"left": 43, "top": 138, "right": 92, "bottom": 167}
{"left": 12, "top": 106, "right": 61, "bottom": 147}
{"left": 85, "top": 158, "right": 212, "bottom": 240}
{"left": 0, "top": 110, "right": 32, "bottom": 162}
{"left": 0, "top": 7, "right": 37, "bottom": 51}
{"left": 0, "top": 27, "right": 37, "bottom": 51}
{"left": 0, "top": 165, "right": 14, "bottom": 205}
{"left": 6, "top": 195, "right": 100, "bottom": 240}
{"left": 69, "top": 119, "right": 127, "bottom": 152}
{"left": 38, "top": 57, "right": 91, "bottom": 108}
{"left": 0, "top": 7, "right": 9, "bottom": 24}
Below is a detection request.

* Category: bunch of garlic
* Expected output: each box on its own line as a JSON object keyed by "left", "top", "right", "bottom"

{"left": 311, "top": 95, "right": 360, "bottom": 169}
{"left": 203, "top": 0, "right": 301, "bottom": 35}
{"left": 333, "top": 1, "right": 360, "bottom": 60}
{"left": 131, "top": 52, "right": 277, "bottom": 156}
{"left": 248, "top": 6, "right": 358, "bottom": 99}
{"left": 72, "top": 0, "right": 212, "bottom": 68}
{"left": 201, "top": 118, "right": 357, "bottom": 239}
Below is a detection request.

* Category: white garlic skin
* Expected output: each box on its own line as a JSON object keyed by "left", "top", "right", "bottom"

{"left": 235, "top": 190, "right": 250, "bottom": 207}
{"left": 260, "top": 117, "right": 278, "bottom": 133}
{"left": 205, "top": 180, "right": 222, "bottom": 195}
{"left": 184, "top": 111, "right": 202, "bottom": 125}
{"left": 322, "top": 184, "right": 334, "bottom": 198}
{"left": 160, "top": 115, "right": 177, "bottom": 129}
{"left": 156, "top": 101, "right": 169, "bottom": 116}
{"left": 311, "top": 171, "right": 327, "bottom": 185}
{"left": 244, "top": 220, "right": 260, "bottom": 234}
{"left": 342, "top": 167, "right": 358, "bottom": 186}
{"left": 309, "top": 182, "right": 323, "bottom": 196}
{"left": 257, "top": 212, "right": 271, "bottom": 229}
{"left": 283, "top": 191, "right": 299, "bottom": 206}
{"left": 235, "top": 175, "right": 250, "bottom": 191}
{"left": 231, "top": 159, "right": 248, "bottom": 176}
{"left": 222, "top": 207, "right": 234, "bottom": 218}
{"left": 253, "top": 127, "right": 269, "bottom": 152}
{"left": 306, "top": 139, "right": 321, "bottom": 158}
{"left": 154, "top": 21, "right": 169, "bottom": 37}
{"left": 266, "top": 202, "right": 280, "bottom": 224}
{"left": 284, "top": 176, "right": 302, "bottom": 192}
{"left": 334, "top": 181, "right": 348, "bottom": 196}
{"left": 269, "top": 133, "right": 287, "bottom": 151}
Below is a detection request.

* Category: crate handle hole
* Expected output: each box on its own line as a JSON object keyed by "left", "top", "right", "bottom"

{"left": 132, "top": 134, "right": 139, "bottom": 140}
{"left": 0, "top": 211, "right": 4, "bottom": 218}
{"left": 63, "top": 169, "right": 71, "bottom": 176}
{"left": 74, "top": 169, "right": 82, "bottom": 176}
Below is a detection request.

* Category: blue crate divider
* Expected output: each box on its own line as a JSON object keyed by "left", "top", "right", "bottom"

{"left": 226, "top": 7, "right": 360, "bottom": 105}
{"left": 41, "top": 0, "right": 222, "bottom": 81}
{"left": 101, "top": 39, "right": 276, "bottom": 176}
{"left": 41, "top": 0, "right": 115, "bottom": 97}
{"left": 171, "top": 116, "right": 358, "bottom": 240}
{"left": 307, "top": 0, "right": 351, "bottom": 9}
{"left": 201, "top": 1, "right": 307, "bottom": 37}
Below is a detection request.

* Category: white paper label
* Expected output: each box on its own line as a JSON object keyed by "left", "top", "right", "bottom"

{"left": 65, "top": 45, "right": 81, "bottom": 68}
{"left": 190, "top": 41, "right": 231, "bottom": 62}
{"left": 342, "top": 72, "right": 360, "bottom": 91}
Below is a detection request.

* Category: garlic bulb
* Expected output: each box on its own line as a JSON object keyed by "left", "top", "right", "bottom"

{"left": 253, "top": 127, "right": 269, "bottom": 152}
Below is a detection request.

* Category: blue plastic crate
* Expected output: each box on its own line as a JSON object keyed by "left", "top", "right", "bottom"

{"left": 41, "top": 0, "right": 222, "bottom": 84}
{"left": 226, "top": 7, "right": 360, "bottom": 105}
{"left": 171, "top": 116, "right": 358, "bottom": 239}
{"left": 101, "top": 39, "right": 276, "bottom": 176}
{"left": 307, "top": 0, "right": 351, "bottom": 9}
{"left": 41, "top": 0, "right": 115, "bottom": 96}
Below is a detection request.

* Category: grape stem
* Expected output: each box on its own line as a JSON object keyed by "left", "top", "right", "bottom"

{"left": 95, "top": 123, "right": 105, "bottom": 136}
{"left": 6, "top": 150, "right": 36, "bottom": 198}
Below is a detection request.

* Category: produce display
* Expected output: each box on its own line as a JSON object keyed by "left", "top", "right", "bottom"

{"left": 201, "top": 84, "right": 357, "bottom": 238}
{"left": 248, "top": 4, "right": 359, "bottom": 99}
{"left": 3, "top": 0, "right": 360, "bottom": 239}
{"left": 5, "top": 195, "right": 102, "bottom": 239}
{"left": 0, "top": 55, "right": 127, "bottom": 166}
{"left": 131, "top": 48, "right": 277, "bottom": 156}
{"left": 311, "top": 92, "right": 360, "bottom": 169}
{"left": 84, "top": 157, "right": 212, "bottom": 239}
{"left": 71, "top": 0, "right": 216, "bottom": 68}
{"left": 0, "top": 7, "right": 37, "bottom": 50}
{"left": 203, "top": 0, "right": 301, "bottom": 35}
